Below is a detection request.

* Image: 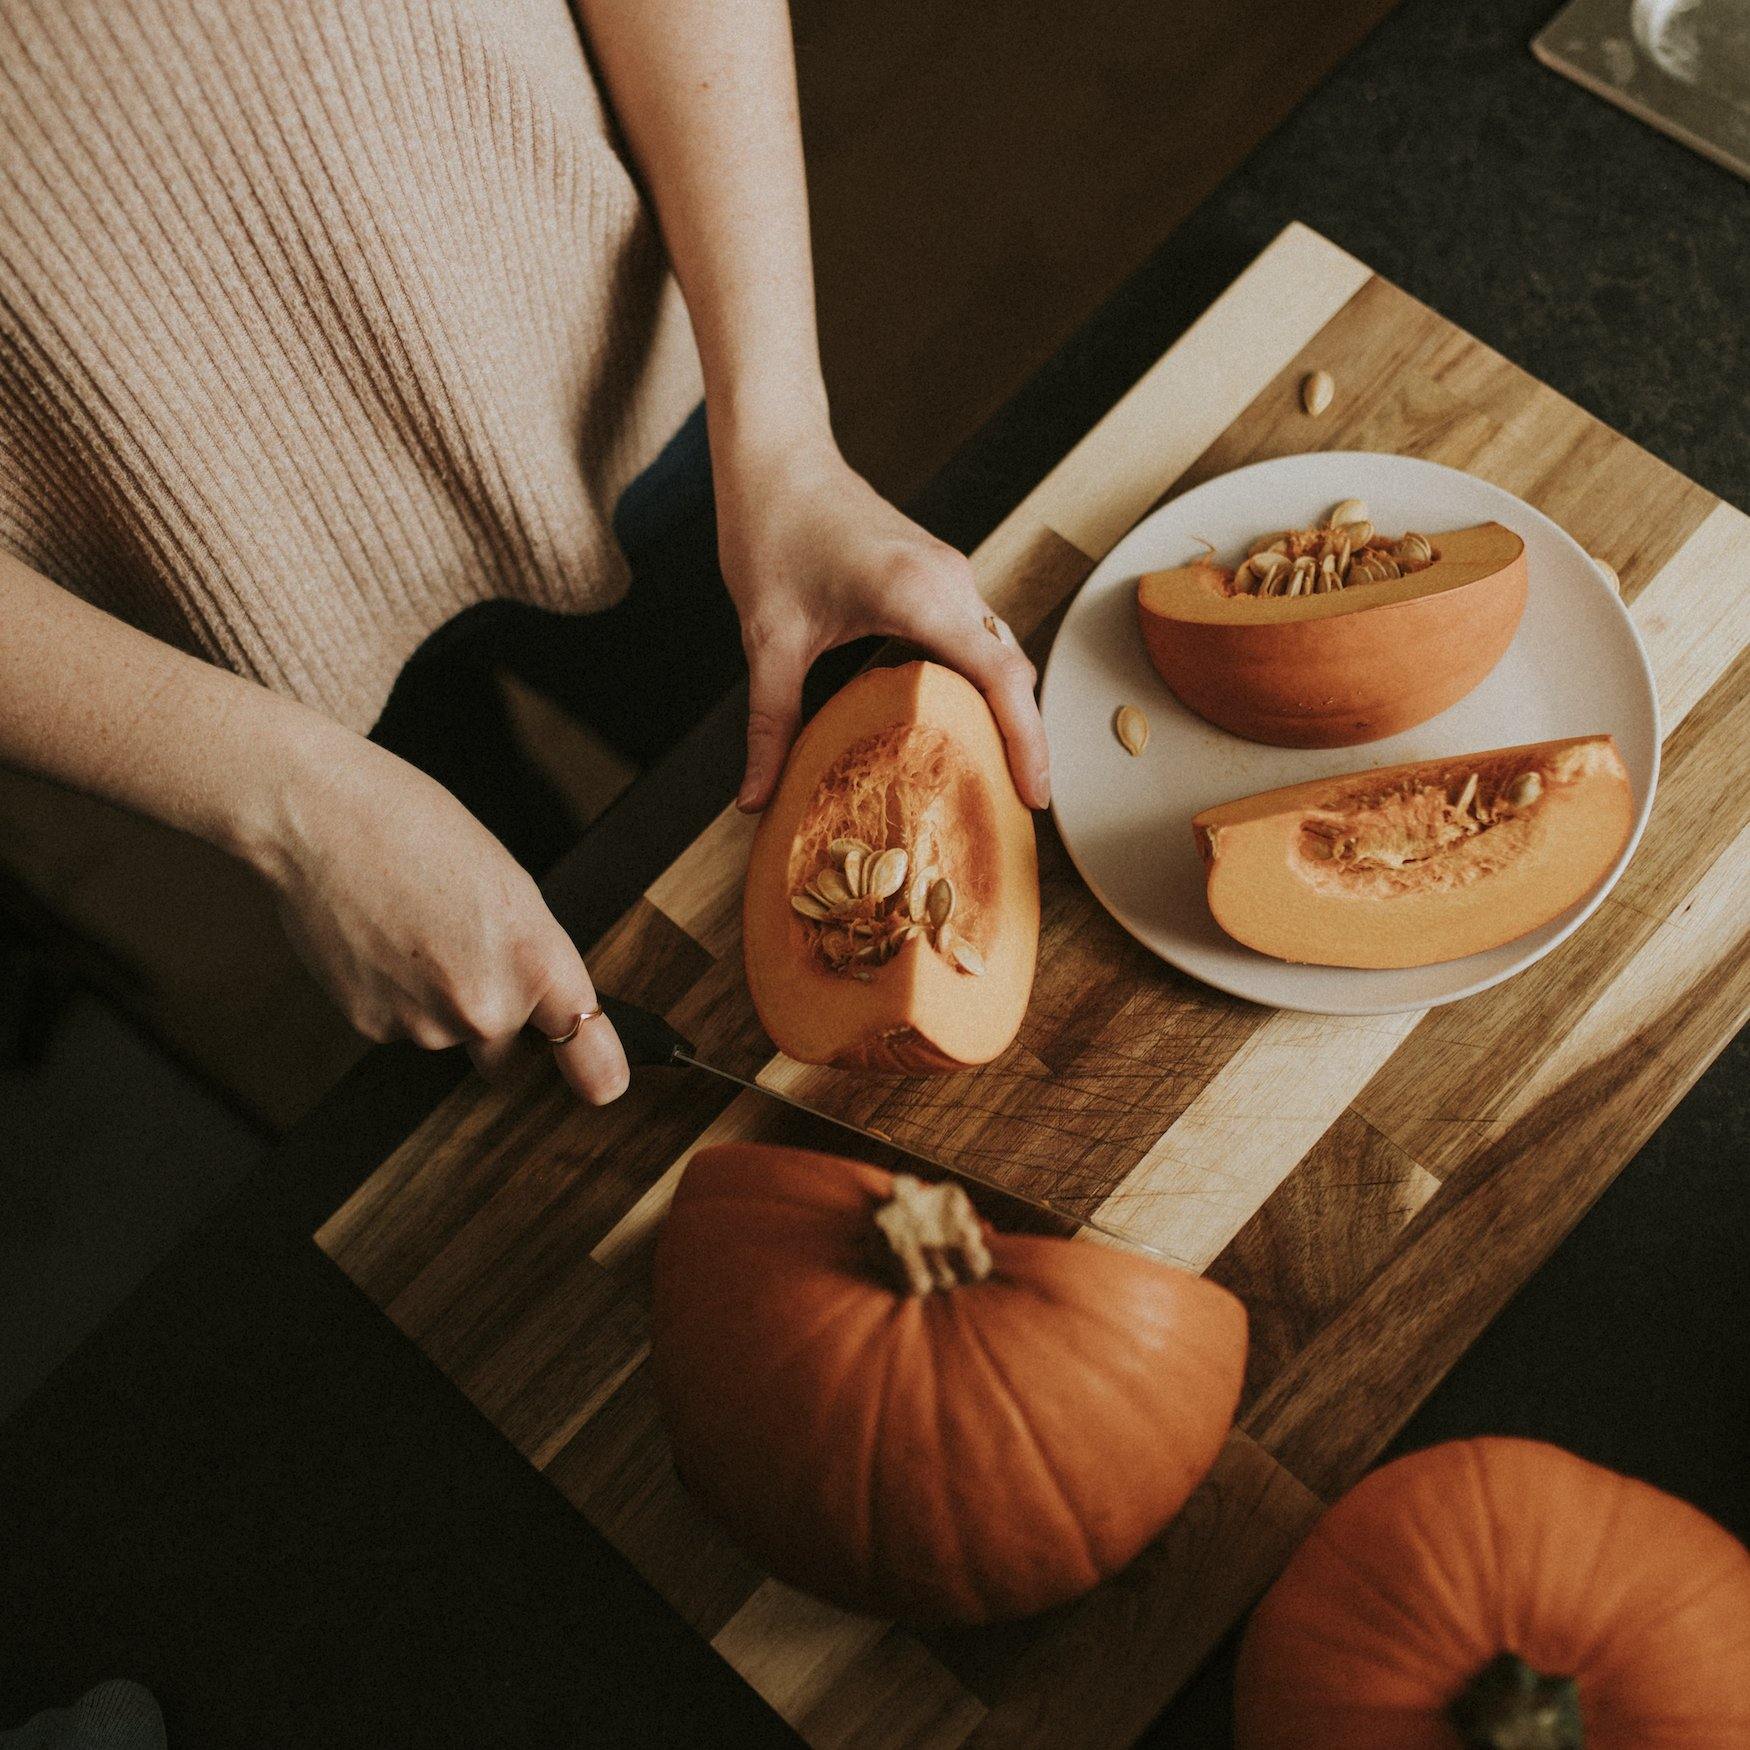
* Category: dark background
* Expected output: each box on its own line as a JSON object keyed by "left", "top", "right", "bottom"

{"left": 3, "top": 0, "right": 1745, "bottom": 1742}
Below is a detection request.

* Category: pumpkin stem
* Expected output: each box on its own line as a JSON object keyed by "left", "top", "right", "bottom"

{"left": 1448, "top": 1652, "right": 1584, "bottom": 1750}
{"left": 874, "top": 1176, "right": 992, "bottom": 1295}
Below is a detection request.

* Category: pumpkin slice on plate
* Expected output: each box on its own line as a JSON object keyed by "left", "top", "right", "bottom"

{"left": 1193, "top": 735, "right": 1633, "bottom": 969}
{"left": 652, "top": 1144, "right": 1248, "bottom": 1624}
{"left": 744, "top": 660, "right": 1038, "bottom": 1071}
{"left": 1137, "top": 518, "right": 1527, "bottom": 747}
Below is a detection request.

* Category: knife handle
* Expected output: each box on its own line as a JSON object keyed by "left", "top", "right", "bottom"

{"left": 596, "top": 993, "right": 691, "bottom": 1068}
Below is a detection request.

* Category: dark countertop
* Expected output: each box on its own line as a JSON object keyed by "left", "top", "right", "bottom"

{"left": 4, "top": 0, "right": 1744, "bottom": 1743}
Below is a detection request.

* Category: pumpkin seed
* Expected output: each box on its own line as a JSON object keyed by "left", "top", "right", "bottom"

{"left": 842, "top": 845, "right": 866, "bottom": 895}
{"left": 1506, "top": 771, "right": 1543, "bottom": 807}
{"left": 949, "top": 936, "right": 986, "bottom": 976}
{"left": 1234, "top": 505, "right": 1440, "bottom": 599}
{"left": 905, "top": 869, "right": 931, "bottom": 922}
{"left": 1114, "top": 704, "right": 1150, "bottom": 756}
{"left": 1454, "top": 771, "right": 1479, "bottom": 816}
{"left": 1301, "top": 369, "right": 1335, "bottom": 416}
{"left": 926, "top": 877, "right": 955, "bottom": 929}
{"left": 863, "top": 847, "right": 909, "bottom": 903}
{"left": 813, "top": 867, "right": 854, "bottom": 908}
{"left": 791, "top": 891, "right": 833, "bottom": 921}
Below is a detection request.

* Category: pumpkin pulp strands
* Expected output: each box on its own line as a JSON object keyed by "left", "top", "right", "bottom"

{"left": 1232, "top": 498, "right": 1438, "bottom": 597}
{"left": 791, "top": 834, "right": 985, "bottom": 977}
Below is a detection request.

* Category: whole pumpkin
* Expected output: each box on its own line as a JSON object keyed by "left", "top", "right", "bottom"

{"left": 1235, "top": 1438, "right": 1750, "bottom": 1750}
{"left": 650, "top": 1143, "right": 1248, "bottom": 1624}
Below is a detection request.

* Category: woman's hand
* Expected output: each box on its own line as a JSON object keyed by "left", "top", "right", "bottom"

{"left": 257, "top": 731, "right": 631, "bottom": 1103}
{"left": 714, "top": 436, "right": 1051, "bottom": 814}
{"left": 0, "top": 554, "right": 626, "bottom": 1101}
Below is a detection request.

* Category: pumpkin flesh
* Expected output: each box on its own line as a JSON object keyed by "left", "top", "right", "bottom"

{"left": 651, "top": 1144, "right": 1249, "bottom": 1624}
{"left": 744, "top": 661, "right": 1038, "bottom": 1071}
{"left": 1193, "top": 736, "right": 1633, "bottom": 968}
{"left": 1137, "top": 521, "right": 1527, "bottom": 747}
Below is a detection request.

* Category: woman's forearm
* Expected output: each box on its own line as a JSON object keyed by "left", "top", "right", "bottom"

{"left": 0, "top": 547, "right": 342, "bottom": 872}
{"left": 576, "top": 0, "right": 830, "bottom": 458}
{"left": 571, "top": 2, "right": 1053, "bottom": 814}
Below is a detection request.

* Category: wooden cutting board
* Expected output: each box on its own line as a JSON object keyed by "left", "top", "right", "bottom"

{"left": 317, "top": 223, "right": 1750, "bottom": 1748}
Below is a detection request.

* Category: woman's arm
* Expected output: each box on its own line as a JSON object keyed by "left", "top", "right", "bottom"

{"left": 0, "top": 550, "right": 630, "bottom": 1101}
{"left": 577, "top": 0, "right": 1051, "bottom": 814}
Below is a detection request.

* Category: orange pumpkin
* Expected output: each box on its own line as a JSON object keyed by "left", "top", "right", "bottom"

{"left": 651, "top": 1143, "right": 1248, "bottom": 1624}
{"left": 743, "top": 661, "right": 1038, "bottom": 1072}
{"left": 1235, "top": 1439, "right": 1750, "bottom": 1749}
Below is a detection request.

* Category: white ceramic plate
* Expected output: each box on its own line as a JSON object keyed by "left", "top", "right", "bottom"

{"left": 1038, "top": 452, "right": 1660, "bottom": 1014}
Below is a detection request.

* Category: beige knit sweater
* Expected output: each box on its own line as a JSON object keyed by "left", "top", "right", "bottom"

{"left": 0, "top": 0, "right": 703, "bottom": 730}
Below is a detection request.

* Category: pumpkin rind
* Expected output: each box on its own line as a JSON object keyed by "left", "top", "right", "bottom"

{"left": 651, "top": 1143, "right": 1249, "bottom": 1624}
{"left": 743, "top": 661, "right": 1039, "bottom": 1072}
{"left": 1235, "top": 1438, "right": 1750, "bottom": 1750}
{"left": 1136, "top": 521, "right": 1527, "bottom": 747}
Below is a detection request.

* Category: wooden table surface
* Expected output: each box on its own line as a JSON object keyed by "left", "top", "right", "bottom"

{"left": 318, "top": 224, "right": 1750, "bottom": 1748}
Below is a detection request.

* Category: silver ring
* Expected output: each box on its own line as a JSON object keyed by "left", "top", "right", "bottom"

{"left": 544, "top": 1005, "right": 604, "bottom": 1047}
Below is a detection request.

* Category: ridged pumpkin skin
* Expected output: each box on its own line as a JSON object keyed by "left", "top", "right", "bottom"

{"left": 651, "top": 1144, "right": 1248, "bottom": 1625}
{"left": 1136, "top": 521, "right": 1527, "bottom": 747}
{"left": 743, "top": 661, "right": 1038, "bottom": 1072}
{"left": 1235, "top": 1439, "right": 1750, "bottom": 1750}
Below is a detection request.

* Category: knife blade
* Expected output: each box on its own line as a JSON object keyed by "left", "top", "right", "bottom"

{"left": 595, "top": 994, "right": 1163, "bottom": 1258}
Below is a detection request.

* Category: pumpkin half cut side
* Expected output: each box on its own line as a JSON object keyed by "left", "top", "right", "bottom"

{"left": 651, "top": 1144, "right": 1249, "bottom": 1625}
{"left": 1193, "top": 735, "right": 1633, "bottom": 969}
{"left": 744, "top": 660, "right": 1038, "bottom": 1071}
{"left": 1137, "top": 521, "right": 1527, "bottom": 747}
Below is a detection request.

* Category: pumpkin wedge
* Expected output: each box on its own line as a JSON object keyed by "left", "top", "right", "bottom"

{"left": 744, "top": 661, "right": 1037, "bottom": 1071}
{"left": 1137, "top": 520, "right": 1527, "bottom": 746}
{"left": 652, "top": 1144, "right": 1248, "bottom": 1624}
{"left": 1193, "top": 735, "right": 1633, "bottom": 968}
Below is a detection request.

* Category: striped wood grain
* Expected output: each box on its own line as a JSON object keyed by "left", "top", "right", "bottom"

{"left": 318, "top": 223, "right": 1748, "bottom": 1747}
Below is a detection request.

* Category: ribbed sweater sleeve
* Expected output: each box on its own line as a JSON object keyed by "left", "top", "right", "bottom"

{"left": 0, "top": 0, "right": 702, "bottom": 729}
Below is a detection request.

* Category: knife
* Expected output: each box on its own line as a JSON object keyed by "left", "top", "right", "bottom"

{"left": 594, "top": 993, "right": 1163, "bottom": 1257}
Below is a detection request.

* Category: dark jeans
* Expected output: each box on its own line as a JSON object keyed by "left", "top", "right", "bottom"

{"left": 369, "top": 405, "right": 745, "bottom": 872}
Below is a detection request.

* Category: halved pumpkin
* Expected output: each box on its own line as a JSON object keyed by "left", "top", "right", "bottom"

{"left": 744, "top": 661, "right": 1038, "bottom": 1071}
{"left": 1137, "top": 521, "right": 1527, "bottom": 747}
{"left": 1193, "top": 735, "right": 1633, "bottom": 968}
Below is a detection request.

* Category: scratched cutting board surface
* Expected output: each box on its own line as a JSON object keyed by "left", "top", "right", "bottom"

{"left": 318, "top": 224, "right": 1750, "bottom": 1748}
